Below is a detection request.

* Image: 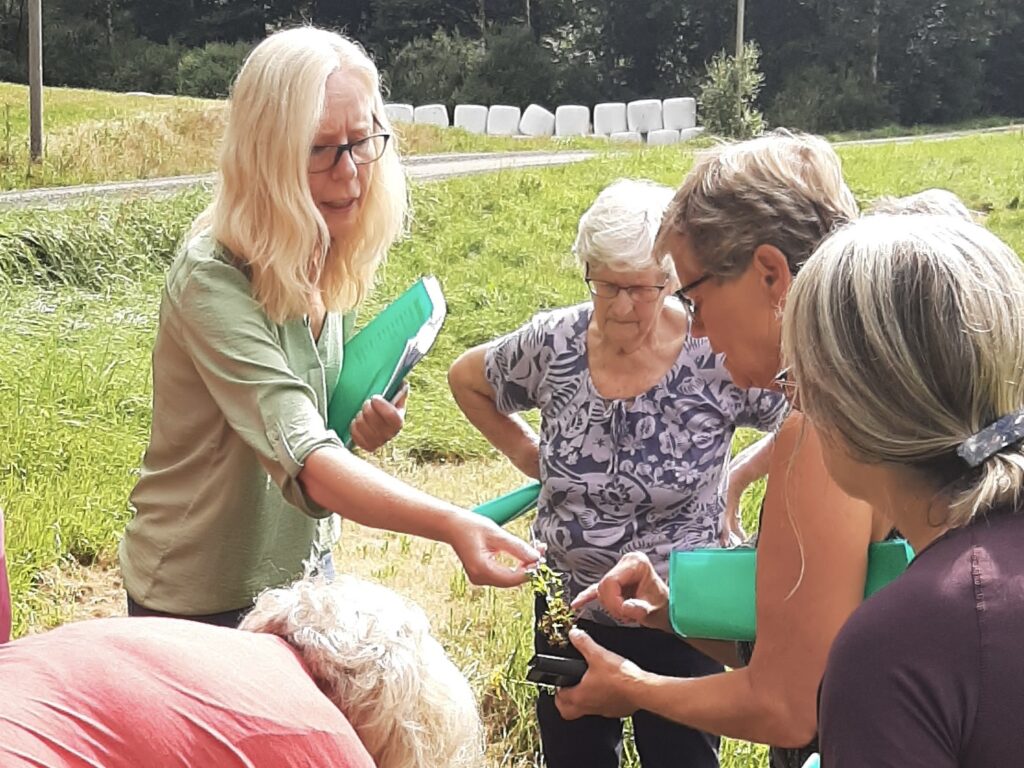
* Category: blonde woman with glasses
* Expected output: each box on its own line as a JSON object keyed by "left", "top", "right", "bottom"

{"left": 449, "top": 178, "right": 785, "bottom": 768}
{"left": 786, "top": 214, "right": 1024, "bottom": 766}
{"left": 119, "top": 27, "right": 538, "bottom": 628}
{"left": 555, "top": 133, "right": 888, "bottom": 768}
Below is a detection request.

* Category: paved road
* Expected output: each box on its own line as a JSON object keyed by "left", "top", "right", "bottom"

{"left": 0, "top": 150, "right": 597, "bottom": 209}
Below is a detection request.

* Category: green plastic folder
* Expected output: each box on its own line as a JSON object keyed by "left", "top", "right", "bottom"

{"left": 668, "top": 538, "right": 914, "bottom": 641}
{"left": 472, "top": 481, "right": 542, "bottom": 526}
{"left": 327, "top": 277, "right": 446, "bottom": 446}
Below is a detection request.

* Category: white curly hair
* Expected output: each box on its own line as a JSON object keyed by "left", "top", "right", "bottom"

{"left": 239, "top": 575, "right": 484, "bottom": 768}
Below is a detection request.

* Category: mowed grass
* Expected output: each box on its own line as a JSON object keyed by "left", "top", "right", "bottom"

{"left": 0, "top": 82, "right": 610, "bottom": 191}
{"left": 2, "top": 130, "right": 1023, "bottom": 766}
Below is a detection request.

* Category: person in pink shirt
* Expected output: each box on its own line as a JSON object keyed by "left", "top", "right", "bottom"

{"left": 0, "top": 575, "right": 482, "bottom": 768}
{"left": 0, "top": 507, "right": 10, "bottom": 644}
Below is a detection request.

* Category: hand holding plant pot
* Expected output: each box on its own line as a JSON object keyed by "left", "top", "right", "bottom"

{"left": 554, "top": 628, "right": 647, "bottom": 720}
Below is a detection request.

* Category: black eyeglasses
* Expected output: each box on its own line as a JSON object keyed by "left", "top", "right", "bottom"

{"left": 309, "top": 116, "right": 391, "bottom": 173}
{"left": 673, "top": 272, "right": 713, "bottom": 314}
{"left": 584, "top": 268, "right": 669, "bottom": 304}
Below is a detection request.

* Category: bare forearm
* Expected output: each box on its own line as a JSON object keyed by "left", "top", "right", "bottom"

{"left": 456, "top": 389, "right": 539, "bottom": 475}
{"left": 630, "top": 666, "right": 813, "bottom": 747}
{"left": 299, "top": 445, "right": 462, "bottom": 542}
{"left": 731, "top": 433, "right": 774, "bottom": 486}
{"left": 683, "top": 638, "right": 745, "bottom": 669}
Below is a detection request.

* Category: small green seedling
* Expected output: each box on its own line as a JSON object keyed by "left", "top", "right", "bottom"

{"left": 530, "top": 562, "right": 575, "bottom": 649}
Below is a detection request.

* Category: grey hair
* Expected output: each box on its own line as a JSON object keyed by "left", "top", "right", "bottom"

{"left": 867, "top": 188, "right": 974, "bottom": 221}
{"left": 657, "top": 130, "right": 857, "bottom": 277}
{"left": 573, "top": 178, "right": 677, "bottom": 277}
{"left": 783, "top": 213, "right": 1024, "bottom": 526}
{"left": 239, "top": 576, "right": 484, "bottom": 768}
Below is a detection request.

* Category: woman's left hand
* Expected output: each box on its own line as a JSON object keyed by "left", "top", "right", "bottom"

{"left": 449, "top": 515, "right": 541, "bottom": 588}
{"left": 718, "top": 509, "right": 747, "bottom": 547}
{"left": 555, "top": 628, "right": 646, "bottom": 720}
{"left": 350, "top": 384, "right": 408, "bottom": 452}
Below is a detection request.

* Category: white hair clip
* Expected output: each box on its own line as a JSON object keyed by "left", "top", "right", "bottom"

{"left": 957, "top": 410, "right": 1024, "bottom": 468}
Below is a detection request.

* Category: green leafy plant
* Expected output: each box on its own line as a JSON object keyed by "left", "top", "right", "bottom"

{"left": 530, "top": 562, "right": 574, "bottom": 649}
{"left": 699, "top": 42, "right": 765, "bottom": 139}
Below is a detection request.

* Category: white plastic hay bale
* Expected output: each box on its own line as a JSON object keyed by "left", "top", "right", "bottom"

{"left": 519, "top": 104, "right": 556, "bottom": 137}
{"left": 384, "top": 103, "right": 414, "bottom": 125}
{"left": 413, "top": 104, "right": 449, "bottom": 128}
{"left": 487, "top": 105, "right": 522, "bottom": 136}
{"left": 646, "top": 128, "right": 681, "bottom": 146}
{"left": 593, "top": 102, "right": 627, "bottom": 135}
{"left": 454, "top": 104, "right": 488, "bottom": 134}
{"left": 679, "top": 127, "right": 706, "bottom": 141}
{"left": 662, "top": 97, "right": 697, "bottom": 130}
{"left": 555, "top": 105, "right": 590, "bottom": 137}
{"left": 626, "top": 99, "right": 663, "bottom": 133}
{"left": 610, "top": 131, "right": 642, "bottom": 143}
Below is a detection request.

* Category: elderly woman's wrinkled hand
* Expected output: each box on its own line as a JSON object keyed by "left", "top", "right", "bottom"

{"left": 350, "top": 384, "right": 408, "bottom": 452}
{"left": 571, "top": 552, "right": 671, "bottom": 633}
{"left": 555, "top": 628, "right": 645, "bottom": 720}
{"left": 450, "top": 516, "right": 542, "bottom": 588}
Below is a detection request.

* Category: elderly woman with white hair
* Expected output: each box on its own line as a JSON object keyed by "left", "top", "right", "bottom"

{"left": 448, "top": 178, "right": 785, "bottom": 768}
{"left": 0, "top": 576, "right": 482, "bottom": 768}
{"left": 119, "top": 26, "right": 538, "bottom": 628}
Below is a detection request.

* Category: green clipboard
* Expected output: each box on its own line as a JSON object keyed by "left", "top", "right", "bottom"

{"left": 668, "top": 538, "right": 914, "bottom": 641}
{"left": 472, "top": 481, "right": 541, "bottom": 525}
{"left": 327, "top": 276, "right": 446, "bottom": 446}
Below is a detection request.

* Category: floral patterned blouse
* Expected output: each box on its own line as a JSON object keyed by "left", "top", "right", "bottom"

{"left": 485, "top": 304, "right": 787, "bottom": 623}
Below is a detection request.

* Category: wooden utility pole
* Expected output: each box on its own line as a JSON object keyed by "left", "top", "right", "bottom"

{"left": 28, "top": 0, "right": 43, "bottom": 162}
{"left": 735, "top": 0, "right": 745, "bottom": 57}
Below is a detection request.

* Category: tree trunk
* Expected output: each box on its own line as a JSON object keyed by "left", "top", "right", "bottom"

{"left": 869, "top": 0, "right": 880, "bottom": 83}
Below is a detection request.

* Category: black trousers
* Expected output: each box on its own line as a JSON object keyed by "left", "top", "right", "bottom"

{"left": 126, "top": 595, "right": 249, "bottom": 628}
{"left": 535, "top": 596, "right": 723, "bottom": 768}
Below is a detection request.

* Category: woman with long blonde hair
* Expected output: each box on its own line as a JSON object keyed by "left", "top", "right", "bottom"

{"left": 119, "top": 27, "right": 538, "bottom": 626}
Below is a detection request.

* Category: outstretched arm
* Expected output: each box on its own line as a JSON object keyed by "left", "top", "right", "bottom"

{"left": 558, "top": 412, "right": 875, "bottom": 747}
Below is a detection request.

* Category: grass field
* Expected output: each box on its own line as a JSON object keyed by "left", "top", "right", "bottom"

{"left": 2, "top": 129, "right": 1023, "bottom": 765}
{"left": 0, "top": 82, "right": 611, "bottom": 191}
{"left": 2, "top": 81, "right": 1019, "bottom": 194}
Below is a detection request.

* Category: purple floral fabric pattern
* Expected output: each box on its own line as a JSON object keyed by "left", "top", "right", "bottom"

{"left": 485, "top": 304, "right": 787, "bottom": 623}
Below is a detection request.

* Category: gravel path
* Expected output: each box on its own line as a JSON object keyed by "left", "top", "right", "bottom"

{"left": 0, "top": 150, "right": 597, "bottom": 209}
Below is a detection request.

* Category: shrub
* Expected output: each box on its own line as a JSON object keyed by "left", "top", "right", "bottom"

{"left": 176, "top": 41, "right": 254, "bottom": 99}
{"left": 110, "top": 37, "right": 182, "bottom": 95}
{"left": 698, "top": 43, "right": 764, "bottom": 139}
{"left": 459, "top": 25, "right": 558, "bottom": 107}
{"left": 768, "top": 66, "right": 895, "bottom": 132}
{"left": 41, "top": 19, "right": 114, "bottom": 89}
{"left": 384, "top": 29, "right": 483, "bottom": 106}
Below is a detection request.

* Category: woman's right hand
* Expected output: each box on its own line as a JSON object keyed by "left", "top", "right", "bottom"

{"left": 448, "top": 514, "right": 542, "bottom": 588}
{"left": 571, "top": 552, "right": 671, "bottom": 633}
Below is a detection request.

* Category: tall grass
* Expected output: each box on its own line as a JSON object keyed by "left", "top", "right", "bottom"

{"left": 2, "top": 131, "right": 1023, "bottom": 766}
